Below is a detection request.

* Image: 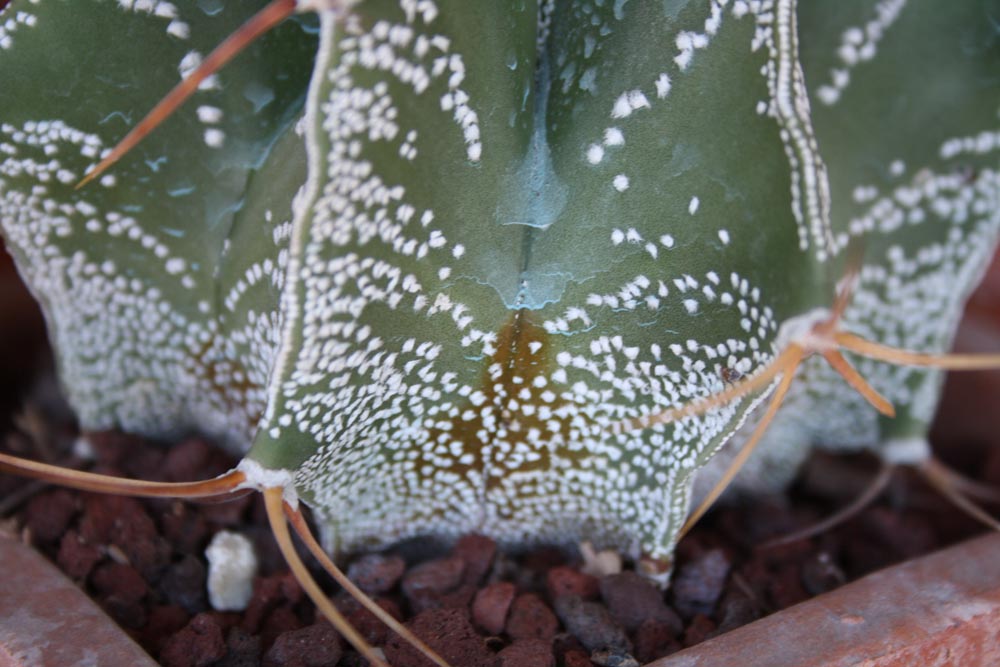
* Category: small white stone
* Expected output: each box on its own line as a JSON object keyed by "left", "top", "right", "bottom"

{"left": 578, "top": 541, "right": 622, "bottom": 577}
{"left": 72, "top": 436, "right": 95, "bottom": 460}
{"left": 206, "top": 531, "right": 258, "bottom": 611}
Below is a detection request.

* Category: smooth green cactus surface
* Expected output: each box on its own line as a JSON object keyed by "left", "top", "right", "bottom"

{"left": 0, "top": 0, "right": 998, "bottom": 566}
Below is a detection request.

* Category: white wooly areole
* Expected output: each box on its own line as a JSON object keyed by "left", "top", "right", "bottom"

{"left": 0, "top": 0, "right": 998, "bottom": 606}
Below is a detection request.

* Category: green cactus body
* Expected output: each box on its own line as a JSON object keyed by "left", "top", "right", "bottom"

{"left": 696, "top": 0, "right": 1000, "bottom": 499}
{"left": 0, "top": 0, "right": 997, "bottom": 568}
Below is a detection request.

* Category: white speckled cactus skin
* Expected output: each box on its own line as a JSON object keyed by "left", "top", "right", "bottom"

{"left": 0, "top": 0, "right": 997, "bottom": 567}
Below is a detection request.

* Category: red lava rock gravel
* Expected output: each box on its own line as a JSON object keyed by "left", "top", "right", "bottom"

{"left": 160, "top": 613, "right": 227, "bottom": 667}
{"left": 264, "top": 622, "right": 342, "bottom": 667}
{"left": 669, "top": 549, "right": 730, "bottom": 619}
{"left": 471, "top": 582, "right": 516, "bottom": 635}
{"left": 553, "top": 595, "right": 631, "bottom": 654}
{"left": 347, "top": 553, "right": 406, "bottom": 595}
{"left": 496, "top": 638, "right": 554, "bottom": 667}
{"left": 505, "top": 593, "right": 560, "bottom": 642}
{"left": 334, "top": 591, "right": 402, "bottom": 645}
{"left": 600, "top": 572, "right": 681, "bottom": 634}
{"left": 402, "top": 556, "right": 467, "bottom": 613}
{"left": 452, "top": 534, "right": 497, "bottom": 587}
{"left": 546, "top": 566, "right": 600, "bottom": 601}
{"left": 384, "top": 607, "right": 498, "bottom": 667}
{"left": 2, "top": 425, "right": 996, "bottom": 667}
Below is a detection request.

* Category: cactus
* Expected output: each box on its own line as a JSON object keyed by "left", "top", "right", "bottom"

{"left": 1, "top": 0, "right": 999, "bottom": 659}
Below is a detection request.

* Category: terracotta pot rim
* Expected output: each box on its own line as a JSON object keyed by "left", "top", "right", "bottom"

{"left": 648, "top": 531, "right": 1000, "bottom": 667}
{"left": 3, "top": 529, "right": 1000, "bottom": 666}
{"left": 0, "top": 532, "right": 158, "bottom": 667}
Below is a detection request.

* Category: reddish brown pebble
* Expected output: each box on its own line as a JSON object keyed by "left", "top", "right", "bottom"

{"left": 436, "top": 583, "right": 478, "bottom": 609}
{"left": 137, "top": 605, "right": 190, "bottom": 656}
{"left": 506, "top": 592, "right": 559, "bottom": 642}
{"left": 452, "top": 534, "right": 498, "bottom": 585}
{"left": 985, "top": 441, "right": 1000, "bottom": 487}
{"left": 110, "top": 503, "right": 171, "bottom": 580}
{"left": 768, "top": 562, "right": 809, "bottom": 610}
{"left": 633, "top": 618, "right": 682, "bottom": 663}
{"left": 741, "top": 497, "right": 801, "bottom": 545}
{"left": 553, "top": 595, "right": 630, "bottom": 653}
{"left": 78, "top": 496, "right": 134, "bottom": 545}
{"left": 264, "top": 622, "right": 342, "bottom": 667}
{"left": 103, "top": 595, "right": 148, "bottom": 630}
{"left": 160, "top": 502, "right": 209, "bottom": 555}
{"left": 160, "top": 613, "right": 227, "bottom": 667}
{"left": 260, "top": 605, "right": 304, "bottom": 650}
{"left": 91, "top": 561, "right": 148, "bottom": 605}
{"left": 56, "top": 529, "right": 102, "bottom": 580}
{"left": 241, "top": 573, "right": 302, "bottom": 634}
{"left": 671, "top": 549, "right": 731, "bottom": 618}
{"left": 844, "top": 531, "right": 897, "bottom": 576}
{"left": 79, "top": 495, "right": 169, "bottom": 580}
{"left": 86, "top": 431, "right": 147, "bottom": 468}
{"left": 347, "top": 552, "right": 406, "bottom": 594}
{"left": 215, "top": 626, "right": 262, "bottom": 667}
{"left": 736, "top": 557, "right": 769, "bottom": 602}
{"left": 161, "top": 438, "right": 215, "bottom": 482}
{"left": 472, "top": 581, "right": 516, "bottom": 634}
{"left": 384, "top": 607, "right": 499, "bottom": 667}
{"left": 801, "top": 551, "right": 846, "bottom": 596}
{"left": 335, "top": 591, "right": 403, "bottom": 645}
{"left": 862, "top": 506, "right": 938, "bottom": 559}
{"left": 682, "top": 613, "right": 717, "bottom": 648}
{"left": 552, "top": 632, "right": 587, "bottom": 664}
{"left": 402, "top": 556, "right": 466, "bottom": 612}
{"left": 276, "top": 570, "right": 305, "bottom": 604}
{"left": 24, "top": 488, "right": 76, "bottom": 543}
{"left": 755, "top": 534, "right": 813, "bottom": 568}
{"left": 161, "top": 554, "right": 208, "bottom": 613}
{"left": 522, "top": 546, "right": 568, "bottom": 572}
{"left": 599, "top": 571, "right": 681, "bottom": 634}
{"left": 546, "top": 566, "right": 599, "bottom": 601}
{"left": 563, "top": 649, "right": 593, "bottom": 667}
{"left": 200, "top": 489, "right": 254, "bottom": 527}
{"left": 715, "top": 593, "right": 760, "bottom": 634}
{"left": 497, "top": 639, "right": 555, "bottom": 667}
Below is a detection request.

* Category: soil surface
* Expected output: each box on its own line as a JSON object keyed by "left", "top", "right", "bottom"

{"left": 1, "top": 407, "right": 997, "bottom": 667}
{"left": 0, "top": 249, "right": 998, "bottom": 667}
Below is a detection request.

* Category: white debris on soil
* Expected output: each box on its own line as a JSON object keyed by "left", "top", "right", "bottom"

{"left": 205, "top": 530, "right": 258, "bottom": 611}
{"left": 71, "top": 436, "right": 95, "bottom": 460}
{"left": 579, "top": 541, "right": 623, "bottom": 578}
